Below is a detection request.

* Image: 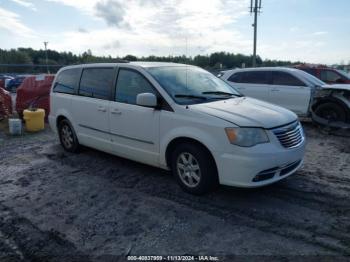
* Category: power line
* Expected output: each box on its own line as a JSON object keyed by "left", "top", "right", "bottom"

{"left": 250, "top": 0, "right": 262, "bottom": 67}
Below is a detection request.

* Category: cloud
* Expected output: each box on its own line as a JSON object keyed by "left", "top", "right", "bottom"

{"left": 77, "top": 27, "right": 89, "bottom": 33}
{"left": 95, "top": 0, "right": 129, "bottom": 28}
{"left": 0, "top": 7, "right": 34, "bottom": 37}
{"left": 103, "top": 40, "right": 121, "bottom": 50}
{"left": 312, "top": 31, "right": 328, "bottom": 36}
{"left": 9, "top": 0, "right": 37, "bottom": 11}
{"left": 42, "top": 0, "right": 251, "bottom": 57}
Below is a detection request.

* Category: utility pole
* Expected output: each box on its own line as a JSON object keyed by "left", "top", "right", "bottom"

{"left": 44, "top": 41, "right": 49, "bottom": 74}
{"left": 250, "top": 0, "right": 262, "bottom": 67}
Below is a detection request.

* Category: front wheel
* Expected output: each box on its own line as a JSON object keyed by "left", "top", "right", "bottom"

{"left": 58, "top": 119, "right": 80, "bottom": 153}
{"left": 171, "top": 143, "right": 218, "bottom": 195}
{"left": 314, "top": 102, "right": 347, "bottom": 122}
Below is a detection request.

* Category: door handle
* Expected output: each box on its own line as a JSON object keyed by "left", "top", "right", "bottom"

{"left": 111, "top": 109, "right": 122, "bottom": 115}
{"left": 97, "top": 106, "right": 107, "bottom": 112}
{"left": 237, "top": 87, "right": 245, "bottom": 90}
{"left": 271, "top": 88, "right": 280, "bottom": 92}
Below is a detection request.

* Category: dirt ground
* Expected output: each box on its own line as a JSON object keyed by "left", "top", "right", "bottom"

{"left": 0, "top": 122, "right": 349, "bottom": 261}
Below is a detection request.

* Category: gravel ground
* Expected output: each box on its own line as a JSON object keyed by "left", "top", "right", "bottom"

{"left": 0, "top": 123, "right": 349, "bottom": 261}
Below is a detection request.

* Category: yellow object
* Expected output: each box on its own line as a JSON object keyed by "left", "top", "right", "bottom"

{"left": 23, "top": 108, "right": 45, "bottom": 132}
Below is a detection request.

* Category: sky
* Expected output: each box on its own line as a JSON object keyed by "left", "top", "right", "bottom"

{"left": 0, "top": 0, "right": 349, "bottom": 64}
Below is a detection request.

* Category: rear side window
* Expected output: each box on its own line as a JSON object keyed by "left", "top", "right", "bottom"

{"left": 229, "top": 71, "right": 269, "bottom": 84}
{"left": 79, "top": 68, "right": 114, "bottom": 100}
{"left": 54, "top": 68, "right": 80, "bottom": 94}
{"left": 227, "top": 73, "right": 241, "bottom": 83}
{"left": 242, "top": 71, "right": 269, "bottom": 84}
{"left": 272, "top": 71, "right": 306, "bottom": 86}
{"left": 115, "top": 69, "right": 156, "bottom": 105}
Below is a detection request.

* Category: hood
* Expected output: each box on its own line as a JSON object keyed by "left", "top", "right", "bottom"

{"left": 321, "top": 84, "right": 350, "bottom": 92}
{"left": 190, "top": 97, "right": 297, "bottom": 129}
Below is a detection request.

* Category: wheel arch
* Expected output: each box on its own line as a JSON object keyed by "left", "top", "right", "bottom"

{"left": 53, "top": 109, "right": 75, "bottom": 130}
{"left": 312, "top": 95, "right": 350, "bottom": 118}
{"left": 165, "top": 137, "right": 218, "bottom": 174}
{"left": 56, "top": 115, "right": 68, "bottom": 128}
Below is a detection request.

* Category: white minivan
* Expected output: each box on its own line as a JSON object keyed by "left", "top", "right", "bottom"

{"left": 49, "top": 62, "right": 306, "bottom": 194}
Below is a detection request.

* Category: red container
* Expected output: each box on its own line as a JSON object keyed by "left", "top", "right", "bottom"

{"left": 16, "top": 75, "right": 54, "bottom": 120}
{"left": 0, "top": 87, "right": 13, "bottom": 118}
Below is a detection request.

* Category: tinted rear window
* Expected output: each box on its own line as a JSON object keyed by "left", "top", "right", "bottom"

{"left": 79, "top": 68, "right": 114, "bottom": 100}
{"left": 54, "top": 68, "right": 81, "bottom": 94}
{"left": 227, "top": 72, "right": 241, "bottom": 82}
{"left": 272, "top": 71, "right": 306, "bottom": 86}
{"left": 230, "top": 71, "right": 269, "bottom": 84}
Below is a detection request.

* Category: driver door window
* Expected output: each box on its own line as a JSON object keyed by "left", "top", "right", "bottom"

{"left": 115, "top": 69, "right": 156, "bottom": 104}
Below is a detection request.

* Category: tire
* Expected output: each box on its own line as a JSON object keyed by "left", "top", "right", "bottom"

{"left": 58, "top": 119, "right": 80, "bottom": 153}
{"left": 314, "top": 102, "right": 347, "bottom": 122}
{"left": 170, "top": 143, "right": 218, "bottom": 195}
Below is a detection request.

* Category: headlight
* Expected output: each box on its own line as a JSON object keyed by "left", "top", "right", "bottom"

{"left": 225, "top": 127, "right": 269, "bottom": 147}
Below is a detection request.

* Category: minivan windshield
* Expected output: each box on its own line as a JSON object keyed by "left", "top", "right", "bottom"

{"left": 147, "top": 66, "right": 242, "bottom": 105}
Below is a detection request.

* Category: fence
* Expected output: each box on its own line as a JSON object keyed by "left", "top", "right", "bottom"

{"left": 0, "top": 64, "right": 64, "bottom": 75}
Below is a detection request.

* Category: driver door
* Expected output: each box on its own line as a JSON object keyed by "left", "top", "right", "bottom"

{"left": 109, "top": 68, "right": 160, "bottom": 166}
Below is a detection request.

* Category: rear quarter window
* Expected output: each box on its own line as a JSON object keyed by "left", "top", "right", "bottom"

{"left": 53, "top": 68, "right": 81, "bottom": 94}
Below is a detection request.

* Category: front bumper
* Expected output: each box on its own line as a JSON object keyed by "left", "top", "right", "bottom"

{"left": 213, "top": 139, "right": 306, "bottom": 188}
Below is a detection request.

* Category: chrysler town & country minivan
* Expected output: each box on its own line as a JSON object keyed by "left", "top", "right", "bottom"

{"left": 49, "top": 62, "right": 306, "bottom": 194}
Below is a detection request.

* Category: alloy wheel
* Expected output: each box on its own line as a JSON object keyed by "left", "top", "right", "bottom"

{"left": 176, "top": 152, "right": 201, "bottom": 188}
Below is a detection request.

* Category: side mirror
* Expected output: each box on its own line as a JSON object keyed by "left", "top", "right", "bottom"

{"left": 136, "top": 93, "right": 158, "bottom": 108}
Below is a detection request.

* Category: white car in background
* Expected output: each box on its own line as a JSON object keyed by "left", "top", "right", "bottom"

{"left": 49, "top": 62, "right": 305, "bottom": 194}
{"left": 219, "top": 67, "right": 350, "bottom": 126}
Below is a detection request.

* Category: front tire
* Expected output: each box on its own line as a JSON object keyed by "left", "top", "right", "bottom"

{"left": 314, "top": 102, "right": 347, "bottom": 122}
{"left": 170, "top": 143, "right": 218, "bottom": 195}
{"left": 58, "top": 119, "right": 80, "bottom": 153}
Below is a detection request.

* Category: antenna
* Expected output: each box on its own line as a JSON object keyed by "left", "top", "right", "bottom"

{"left": 250, "top": 0, "right": 262, "bottom": 67}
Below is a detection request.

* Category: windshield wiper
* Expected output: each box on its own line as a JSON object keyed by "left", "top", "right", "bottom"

{"left": 202, "top": 91, "right": 240, "bottom": 96}
{"left": 174, "top": 94, "right": 208, "bottom": 100}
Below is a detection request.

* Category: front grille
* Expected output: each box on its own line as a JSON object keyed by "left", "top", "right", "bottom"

{"left": 273, "top": 121, "right": 304, "bottom": 149}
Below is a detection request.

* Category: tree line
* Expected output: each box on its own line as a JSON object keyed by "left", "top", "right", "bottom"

{"left": 0, "top": 47, "right": 302, "bottom": 74}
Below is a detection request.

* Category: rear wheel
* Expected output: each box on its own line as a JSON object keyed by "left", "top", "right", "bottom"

{"left": 314, "top": 102, "right": 347, "bottom": 122}
{"left": 171, "top": 143, "right": 218, "bottom": 195}
{"left": 58, "top": 119, "right": 80, "bottom": 153}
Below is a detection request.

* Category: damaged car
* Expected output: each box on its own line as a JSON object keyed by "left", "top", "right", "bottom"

{"left": 219, "top": 67, "right": 350, "bottom": 128}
